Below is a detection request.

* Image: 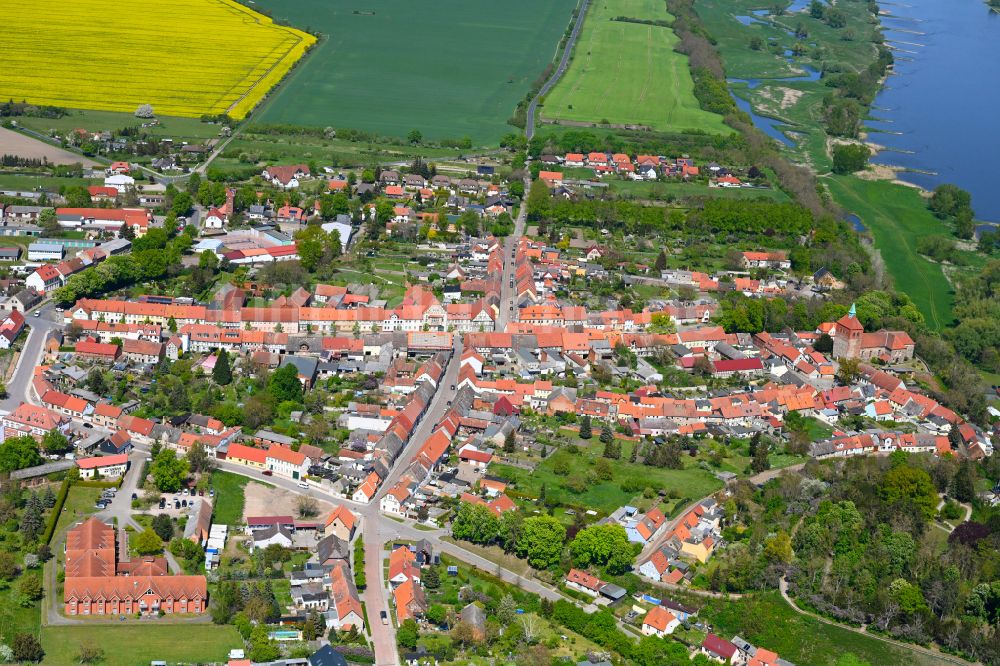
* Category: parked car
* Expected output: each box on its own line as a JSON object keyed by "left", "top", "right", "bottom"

{"left": 262, "top": 470, "right": 273, "bottom": 476}
{"left": 131, "top": 493, "right": 138, "bottom": 500}
{"left": 297, "top": 482, "right": 309, "bottom": 489}
{"left": 380, "top": 611, "right": 388, "bottom": 625}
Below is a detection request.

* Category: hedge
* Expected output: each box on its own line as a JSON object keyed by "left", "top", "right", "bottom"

{"left": 42, "top": 478, "right": 71, "bottom": 544}
{"left": 74, "top": 479, "right": 122, "bottom": 489}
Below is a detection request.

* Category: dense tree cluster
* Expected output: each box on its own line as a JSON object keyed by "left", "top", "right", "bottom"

{"left": 712, "top": 451, "right": 1000, "bottom": 663}
{"left": 53, "top": 228, "right": 194, "bottom": 303}
{"left": 930, "top": 183, "right": 976, "bottom": 239}
{"left": 951, "top": 260, "right": 1000, "bottom": 372}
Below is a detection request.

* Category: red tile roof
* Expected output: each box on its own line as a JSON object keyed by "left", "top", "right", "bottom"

{"left": 76, "top": 453, "right": 128, "bottom": 470}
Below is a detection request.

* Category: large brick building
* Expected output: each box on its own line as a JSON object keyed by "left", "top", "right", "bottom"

{"left": 63, "top": 517, "right": 207, "bottom": 616}
{"left": 832, "top": 304, "right": 915, "bottom": 363}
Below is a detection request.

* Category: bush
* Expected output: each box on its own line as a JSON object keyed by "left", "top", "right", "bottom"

{"left": 831, "top": 144, "right": 870, "bottom": 174}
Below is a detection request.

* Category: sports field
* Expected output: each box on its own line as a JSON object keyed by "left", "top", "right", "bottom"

{"left": 541, "top": 0, "right": 728, "bottom": 133}
{"left": 0, "top": 0, "right": 315, "bottom": 119}
{"left": 251, "top": 0, "right": 576, "bottom": 143}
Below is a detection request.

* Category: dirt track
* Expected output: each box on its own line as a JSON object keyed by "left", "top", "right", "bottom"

{"left": 0, "top": 126, "right": 98, "bottom": 166}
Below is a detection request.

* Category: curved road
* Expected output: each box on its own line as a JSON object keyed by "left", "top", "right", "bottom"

{"left": 525, "top": 0, "right": 592, "bottom": 139}
{"left": 1, "top": 302, "right": 60, "bottom": 413}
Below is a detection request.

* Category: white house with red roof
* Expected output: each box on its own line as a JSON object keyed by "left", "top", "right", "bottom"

{"left": 565, "top": 568, "right": 605, "bottom": 597}
{"left": 76, "top": 453, "right": 129, "bottom": 479}
{"left": 457, "top": 444, "right": 492, "bottom": 469}
{"left": 700, "top": 633, "right": 739, "bottom": 663}
{"left": 25, "top": 264, "right": 62, "bottom": 293}
{"left": 264, "top": 444, "right": 310, "bottom": 481}
{"left": 0, "top": 310, "right": 25, "bottom": 349}
{"left": 2, "top": 403, "right": 70, "bottom": 439}
{"left": 641, "top": 605, "right": 680, "bottom": 637}
{"left": 262, "top": 164, "right": 309, "bottom": 189}
{"left": 204, "top": 207, "right": 227, "bottom": 229}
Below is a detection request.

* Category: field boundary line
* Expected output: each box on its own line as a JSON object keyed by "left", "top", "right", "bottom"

{"left": 526, "top": 0, "right": 591, "bottom": 138}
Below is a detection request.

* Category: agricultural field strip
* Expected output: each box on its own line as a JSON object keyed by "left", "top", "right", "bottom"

{"left": 542, "top": 0, "right": 727, "bottom": 133}
{"left": 0, "top": 0, "right": 314, "bottom": 118}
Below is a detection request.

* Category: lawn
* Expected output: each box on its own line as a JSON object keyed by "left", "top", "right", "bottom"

{"left": 701, "top": 591, "right": 944, "bottom": 666}
{"left": 251, "top": 0, "right": 577, "bottom": 143}
{"left": 542, "top": 0, "right": 728, "bottom": 133}
{"left": 0, "top": 0, "right": 314, "bottom": 118}
{"left": 491, "top": 437, "right": 723, "bottom": 514}
{"left": 52, "top": 486, "right": 105, "bottom": 537}
{"left": 40, "top": 624, "right": 242, "bottom": 666}
{"left": 210, "top": 470, "right": 249, "bottom": 525}
{"left": 824, "top": 176, "right": 956, "bottom": 330}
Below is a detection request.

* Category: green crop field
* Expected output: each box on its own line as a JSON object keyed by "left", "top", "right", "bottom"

{"left": 250, "top": 0, "right": 576, "bottom": 144}
{"left": 825, "top": 176, "right": 957, "bottom": 330}
{"left": 541, "top": 0, "right": 727, "bottom": 133}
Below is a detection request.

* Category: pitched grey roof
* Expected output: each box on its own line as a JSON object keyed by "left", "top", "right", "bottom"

{"left": 316, "top": 534, "right": 349, "bottom": 563}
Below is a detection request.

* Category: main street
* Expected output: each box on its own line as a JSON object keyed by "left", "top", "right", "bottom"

{"left": 494, "top": 174, "right": 530, "bottom": 331}
{"left": 1, "top": 301, "right": 60, "bottom": 413}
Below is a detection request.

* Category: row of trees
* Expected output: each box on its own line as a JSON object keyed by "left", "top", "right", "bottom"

{"left": 451, "top": 502, "right": 640, "bottom": 574}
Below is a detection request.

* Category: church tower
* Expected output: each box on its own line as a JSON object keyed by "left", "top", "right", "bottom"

{"left": 832, "top": 303, "right": 864, "bottom": 359}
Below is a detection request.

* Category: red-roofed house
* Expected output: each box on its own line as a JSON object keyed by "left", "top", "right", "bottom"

{"left": 324, "top": 505, "right": 357, "bottom": 541}
{"left": 0, "top": 310, "right": 25, "bottom": 349}
{"left": 225, "top": 443, "right": 268, "bottom": 469}
{"left": 458, "top": 445, "right": 492, "bottom": 469}
{"left": 565, "top": 568, "right": 604, "bottom": 597}
{"left": 2, "top": 403, "right": 69, "bottom": 439}
{"left": 26, "top": 264, "right": 62, "bottom": 293}
{"left": 701, "top": 633, "right": 739, "bottom": 663}
{"left": 263, "top": 164, "right": 309, "bottom": 189}
{"left": 538, "top": 171, "right": 564, "bottom": 187}
{"left": 265, "top": 444, "right": 310, "bottom": 480}
{"left": 75, "top": 337, "right": 120, "bottom": 362}
{"left": 393, "top": 578, "right": 426, "bottom": 622}
{"left": 76, "top": 453, "right": 129, "bottom": 479}
{"left": 642, "top": 605, "right": 680, "bottom": 637}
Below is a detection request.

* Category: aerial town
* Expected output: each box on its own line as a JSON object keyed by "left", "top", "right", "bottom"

{"left": 1, "top": 0, "right": 998, "bottom": 663}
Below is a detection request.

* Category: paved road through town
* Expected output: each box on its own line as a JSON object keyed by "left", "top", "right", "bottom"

{"left": 495, "top": 175, "right": 530, "bottom": 331}
{"left": 1, "top": 302, "right": 59, "bottom": 413}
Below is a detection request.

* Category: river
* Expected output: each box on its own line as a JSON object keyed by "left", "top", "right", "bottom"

{"left": 866, "top": 0, "right": 1000, "bottom": 223}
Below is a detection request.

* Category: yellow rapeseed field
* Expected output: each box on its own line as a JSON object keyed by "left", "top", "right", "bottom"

{"left": 0, "top": 0, "right": 315, "bottom": 119}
